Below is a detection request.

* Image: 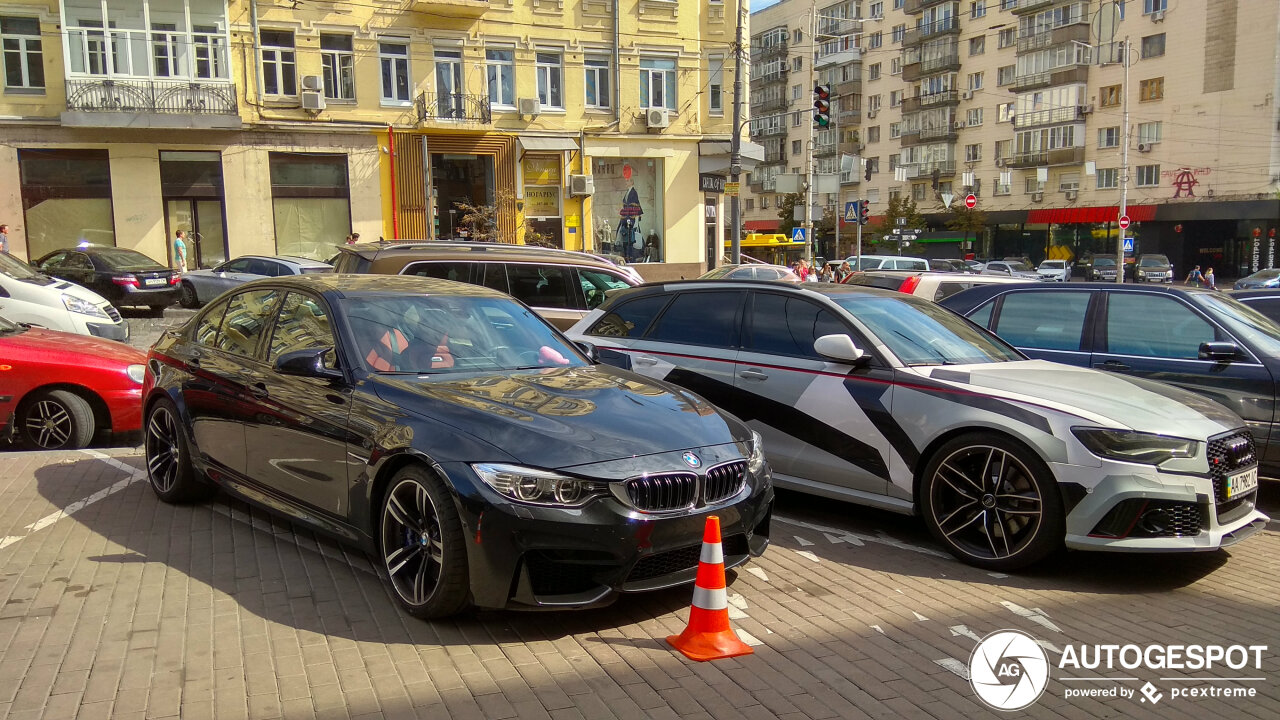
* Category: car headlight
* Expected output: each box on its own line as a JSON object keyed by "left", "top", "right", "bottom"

{"left": 62, "top": 294, "right": 109, "bottom": 319}
{"left": 748, "top": 430, "right": 766, "bottom": 476}
{"left": 126, "top": 364, "right": 145, "bottom": 384}
{"left": 1072, "top": 428, "right": 1198, "bottom": 465}
{"left": 471, "top": 463, "right": 609, "bottom": 507}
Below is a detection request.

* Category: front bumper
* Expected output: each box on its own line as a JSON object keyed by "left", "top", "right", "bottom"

{"left": 85, "top": 320, "right": 129, "bottom": 341}
{"left": 101, "top": 388, "right": 143, "bottom": 433}
{"left": 440, "top": 462, "right": 774, "bottom": 610}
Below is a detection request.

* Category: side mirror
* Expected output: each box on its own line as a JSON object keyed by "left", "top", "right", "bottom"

{"left": 814, "top": 334, "right": 866, "bottom": 365}
{"left": 574, "top": 340, "right": 600, "bottom": 364}
{"left": 1198, "top": 341, "right": 1239, "bottom": 362}
{"left": 275, "top": 347, "right": 344, "bottom": 380}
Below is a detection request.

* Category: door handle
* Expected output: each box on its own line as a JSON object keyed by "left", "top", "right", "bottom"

{"left": 1095, "top": 360, "right": 1130, "bottom": 371}
{"left": 634, "top": 355, "right": 659, "bottom": 367}
{"left": 249, "top": 382, "right": 269, "bottom": 399}
{"left": 739, "top": 368, "right": 769, "bottom": 381}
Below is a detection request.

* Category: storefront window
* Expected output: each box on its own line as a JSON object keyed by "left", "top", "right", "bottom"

{"left": 269, "top": 152, "right": 351, "bottom": 260}
{"left": 522, "top": 155, "right": 563, "bottom": 249}
{"left": 591, "top": 158, "right": 664, "bottom": 263}
{"left": 18, "top": 149, "right": 115, "bottom": 259}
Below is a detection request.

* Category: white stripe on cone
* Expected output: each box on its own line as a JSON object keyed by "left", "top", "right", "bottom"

{"left": 692, "top": 585, "right": 728, "bottom": 611}
{"left": 700, "top": 541, "right": 724, "bottom": 565}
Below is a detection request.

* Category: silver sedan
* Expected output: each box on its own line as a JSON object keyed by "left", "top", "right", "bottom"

{"left": 177, "top": 255, "right": 332, "bottom": 307}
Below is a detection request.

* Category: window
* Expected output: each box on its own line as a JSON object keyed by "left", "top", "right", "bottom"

{"left": 744, "top": 198, "right": 754, "bottom": 210}
{"left": 217, "top": 290, "right": 281, "bottom": 358}
{"left": 269, "top": 153, "right": 351, "bottom": 260}
{"left": 1025, "top": 176, "right": 1044, "bottom": 193}
{"left": 585, "top": 56, "right": 610, "bottom": 110}
{"left": 318, "top": 34, "right": 355, "bottom": 100}
{"left": 997, "top": 65, "right": 1015, "bottom": 87}
{"left": 792, "top": 83, "right": 802, "bottom": 100}
{"left": 1096, "top": 168, "right": 1118, "bottom": 189}
{"left": 913, "top": 184, "right": 927, "bottom": 201}
{"left": 993, "top": 175, "right": 1011, "bottom": 195}
{"left": 745, "top": 293, "right": 848, "bottom": 359}
{"left": 588, "top": 295, "right": 671, "bottom": 338}
{"left": 966, "top": 107, "right": 983, "bottom": 126}
{"left": 868, "top": 32, "right": 883, "bottom": 50}
{"left": 793, "top": 29, "right": 804, "bottom": 43}
{"left": 1141, "top": 34, "right": 1165, "bottom": 58}
{"left": 1099, "top": 84, "right": 1121, "bottom": 107}
{"left": 507, "top": 265, "right": 573, "bottom": 309}
{"left": 971, "top": 1, "right": 987, "bottom": 18}
{"left": 888, "top": 90, "right": 902, "bottom": 107}
{"left": 379, "top": 41, "right": 410, "bottom": 103}
{"left": 998, "top": 102, "right": 1014, "bottom": 123}
{"left": 965, "top": 144, "right": 982, "bottom": 162}
{"left": 869, "top": 94, "right": 882, "bottom": 112}
{"left": 967, "top": 72, "right": 984, "bottom": 90}
{"left": 892, "top": 24, "right": 906, "bottom": 44}
{"left": 889, "top": 122, "right": 902, "bottom": 138}
{"left": 18, "top": 149, "right": 114, "bottom": 259}
{"left": 870, "top": 1, "right": 884, "bottom": 18}
{"left": 1136, "top": 165, "right": 1160, "bottom": 187}
{"left": 867, "top": 126, "right": 881, "bottom": 143}
{"left": 640, "top": 57, "right": 677, "bottom": 109}
{"left": 536, "top": 51, "right": 563, "bottom": 109}
{"left": 1143, "top": 0, "right": 1167, "bottom": 14}
{"left": 193, "top": 300, "right": 228, "bottom": 347}
{"left": 792, "top": 140, "right": 802, "bottom": 155}
{"left": 939, "top": 181, "right": 953, "bottom": 195}
{"left": 2, "top": 16, "right": 43, "bottom": 90}
{"left": 969, "top": 37, "right": 985, "bottom": 56}
{"left": 995, "top": 139, "right": 1011, "bottom": 159}
{"left": 192, "top": 24, "right": 228, "bottom": 80}
{"left": 486, "top": 48, "right": 515, "bottom": 108}
{"left": 708, "top": 55, "right": 724, "bottom": 115}
{"left": 994, "top": 292, "right": 1090, "bottom": 351}
{"left": 867, "top": 157, "right": 880, "bottom": 174}
{"left": 793, "top": 111, "right": 803, "bottom": 126}
{"left": 1098, "top": 127, "right": 1120, "bottom": 148}
{"left": 1106, "top": 294, "right": 1214, "bottom": 360}
{"left": 869, "top": 63, "right": 881, "bottom": 81}
{"left": 404, "top": 261, "right": 479, "bottom": 284}
{"left": 760, "top": 196, "right": 769, "bottom": 209}
{"left": 894, "top": 0, "right": 904, "bottom": 8}
{"left": 648, "top": 292, "right": 742, "bottom": 348}
{"left": 1139, "top": 77, "right": 1163, "bottom": 101}
{"left": 792, "top": 56, "right": 803, "bottom": 72}
{"left": 1001, "top": 0, "right": 1017, "bottom": 9}
{"left": 268, "top": 293, "right": 336, "bottom": 368}
{"left": 1059, "top": 172, "right": 1080, "bottom": 191}
{"left": 890, "top": 57, "right": 902, "bottom": 75}
{"left": 260, "top": 30, "right": 296, "bottom": 96}
{"left": 998, "top": 28, "right": 1015, "bottom": 48}
{"left": 1137, "top": 121, "right": 1162, "bottom": 145}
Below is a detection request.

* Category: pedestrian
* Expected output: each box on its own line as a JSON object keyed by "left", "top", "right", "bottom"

{"left": 351, "top": 232, "right": 360, "bottom": 243}
{"left": 1185, "top": 264, "right": 1203, "bottom": 286}
{"left": 1204, "top": 267, "right": 1216, "bottom": 290}
{"left": 838, "top": 260, "right": 852, "bottom": 282}
{"left": 344, "top": 233, "right": 354, "bottom": 245}
{"left": 173, "top": 229, "right": 188, "bottom": 274}
{"left": 0, "top": 223, "right": 8, "bottom": 254}
{"left": 818, "top": 264, "right": 834, "bottom": 282}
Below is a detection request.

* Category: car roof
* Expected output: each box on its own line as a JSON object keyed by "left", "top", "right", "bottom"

{"left": 1228, "top": 289, "right": 1280, "bottom": 300}
{"left": 338, "top": 240, "right": 620, "bottom": 270}
{"left": 599, "top": 279, "right": 902, "bottom": 308}
{"left": 939, "top": 280, "right": 1223, "bottom": 312}
{"left": 233, "top": 273, "right": 509, "bottom": 300}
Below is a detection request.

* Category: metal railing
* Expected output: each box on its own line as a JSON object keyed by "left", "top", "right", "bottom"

{"left": 64, "top": 77, "right": 237, "bottom": 115}
{"left": 1011, "top": 0, "right": 1056, "bottom": 14}
{"left": 750, "top": 96, "right": 790, "bottom": 113}
{"left": 901, "top": 89, "right": 959, "bottom": 113}
{"left": 903, "top": 160, "right": 957, "bottom": 178}
{"left": 1005, "top": 147, "right": 1085, "bottom": 168}
{"left": 416, "top": 92, "right": 492, "bottom": 123}
{"left": 752, "top": 124, "right": 787, "bottom": 138}
{"left": 903, "top": 16, "right": 959, "bottom": 45}
{"left": 905, "top": 0, "right": 951, "bottom": 13}
{"left": 903, "top": 54, "right": 960, "bottom": 82}
{"left": 1012, "top": 65, "right": 1089, "bottom": 91}
{"left": 1013, "top": 104, "right": 1086, "bottom": 129}
{"left": 1016, "top": 23, "right": 1090, "bottom": 53}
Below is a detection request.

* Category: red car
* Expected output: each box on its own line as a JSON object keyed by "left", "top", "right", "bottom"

{"left": 0, "top": 314, "right": 145, "bottom": 449}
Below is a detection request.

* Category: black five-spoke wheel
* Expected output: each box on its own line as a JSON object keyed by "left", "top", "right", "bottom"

{"left": 144, "top": 398, "right": 213, "bottom": 503}
{"left": 379, "top": 468, "right": 469, "bottom": 618}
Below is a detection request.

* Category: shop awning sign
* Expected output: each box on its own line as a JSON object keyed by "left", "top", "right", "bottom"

{"left": 700, "top": 174, "right": 726, "bottom": 194}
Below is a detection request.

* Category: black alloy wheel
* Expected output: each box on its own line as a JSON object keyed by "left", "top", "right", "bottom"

{"left": 145, "top": 398, "right": 213, "bottom": 503}
{"left": 178, "top": 282, "right": 200, "bottom": 308}
{"left": 379, "top": 467, "right": 470, "bottom": 618}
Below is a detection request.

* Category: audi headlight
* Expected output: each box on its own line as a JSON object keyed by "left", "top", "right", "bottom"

{"left": 62, "top": 294, "right": 109, "bottom": 319}
{"left": 471, "top": 463, "right": 609, "bottom": 507}
{"left": 126, "top": 364, "right": 145, "bottom": 384}
{"left": 1072, "top": 428, "right": 1198, "bottom": 465}
{"left": 748, "top": 430, "right": 766, "bottom": 476}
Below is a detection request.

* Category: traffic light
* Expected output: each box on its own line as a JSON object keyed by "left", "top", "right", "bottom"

{"left": 859, "top": 201, "right": 870, "bottom": 225}
{"left": 813, "top": 85, "right": 831, "bottom": 128}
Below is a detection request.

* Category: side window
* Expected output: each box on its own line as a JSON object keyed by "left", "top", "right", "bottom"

{"left": 1241, "top": 298, "right": 1280, "bottom": 326}
{"left": 578, "top": 268, "right": 633, "bottom": 310}
{"left": 647, "top": 291, "right": 742, "bottom": 348}
{"left": 746, "top": 293, "right": 848, "bottom": 359}
{"left": 587, "top": 294, "right": 671, "bottom": 338}
{"left": 403, "top": 261, "right": 478, "bottom": 284}
{"left": 216, "top": 289, "right": 281, "bottom": 358}
{"left": 193, "top": 299, "right": 230, "bottom": 347}
{"left": 268, "top": 292, "right": 337, "bottom": 368}
{"left": 968, "top": 299, "right": 995, "bottom": 328}
{"left": 479, "top": 263, "right": 509, "bottom": 294}
{"left": 1105, "top": 293, "right": 1216, "bottom": 359}
{"left": 246, "top": 259, "right": 276, "bottom": 277}
{"left": 934, "top": 281, "right": 971, "bottom": 301}
{"left": 224, "top": 259, "right": 253, "bottom": 274}
{"left": 993, "top": 291, "right": 1091, "bottom": 351}
{"left": 68, "top": 253, "right": 93, "bottom": 270}
{"left": 506, "top": 264, "right": 574, "bottom": 309}
{"left": 38, "top": 252, "right": 66, "bottom": 269}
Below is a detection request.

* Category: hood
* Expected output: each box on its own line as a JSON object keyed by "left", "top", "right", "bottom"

{"left": 916, "top": 360, "right": 1245, "bottom": 438}
{"left": 5, "top": 326, "right": 145, "bottom": 367}
{"left": 371, "top": 364, "right": 748, "bottom": 469}
{"left": 57, "top": 280, "right": 114, "bottom": 307}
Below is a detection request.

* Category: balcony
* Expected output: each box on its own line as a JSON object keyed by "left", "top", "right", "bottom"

{"left": 901, "top": 90, "right": 959, "bottom": 113}
{"left": 1012, "top": 65, "right": 1089, "bottom": 92}
{"left": 62, "top": 77, "right": 239, "bottom": 129}
{"left": 904, "top": 17, "right": 959, "bottom": 46}
{"left": 751, "top": 96, "right": 790, "bottom": 114}
{"left": 1016, "top": 23, "right": 1091, "bottom": 54}
{"left": 1004, "top": 147, "right": 1086, "bottom": 168}
{"left": 814, "top": 142, "right": 838, "bottom": 158}
{"left": 902, "top": 160, "right": 957, "bottom": 179}
{"left": 416, "top": 92, "right": 492, "bottom": 124}
{"left": 410, "top": 0, "right": 488, "bottom": 17}
{"left": 1011, "top": 0, "right": 1057, "bottom": 15}
{"left": 816, "top": 47, "right": 863, "bottom": 70}
{"left": 836, "top": 108, "right": 861, "bottom": 125}
{"left": 752, "top": 68, "right": 789, "bottom": 85}
{"left": 1013, "top": 104, "right": 1088, "bottom": 129}
{"left": 751, "top": 40, "right": 788, "bottom": 61}
{"left": 763, "top": 149, "right": 786, "bottom": 164}
{"left": 902, "top": 54, "right": 960, "bottom": 82}
{"left": 904, "top": 0, "right": 951, "bottom": 13}
{"left": 752, "top": 124, "right": 788, "bottom": 138}
{"left": 749, "top": 177, "right": 778, "bottom": 192}
{"left": 833, "top": 79, "right": 863, "bottom": 97}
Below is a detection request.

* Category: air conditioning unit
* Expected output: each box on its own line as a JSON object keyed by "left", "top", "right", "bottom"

{"left": 568, "top": 174, "right": 595, "bottom": 197}
{"left": 1080, "top": 104, "right": 1095, "bottom": 115}
{"left": 994, "top": 158, "right": 1006, "bottom": 168}
{"left": 301, "top": 90, "right": 326, "bottom": 112}
{"left": 867, "top": 110, "right": 877, "bottom": 119}
{"left": 1065, "top": 189, "right": 1078, "bottom": 201}
{"left": 961, "top": 90, "right": 974, "bottom": 100}
{"left": 1137, "top": 142, "right": 1152, "bottom": 152}
{"left": 645, "top": 108, "right": 670, "bottom": 128}
{"left": 301, "top": 75, "right": 323, "bottom": 92}
{"left": 1151, "top": 9, "right": 1165, "bottom": 22}
{"left": 953, "top": 120, "right": 967, "bottom": 129}
{"left": 1031, "top": 191, "right": 1044, "bottom": 202}
{"left": 518, "top": 97, "right": 541, "bottom": 116}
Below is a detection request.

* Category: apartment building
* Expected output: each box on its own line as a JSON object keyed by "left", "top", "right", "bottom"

{"left": 0, "top": 1, "right": 743, "bottom": 278}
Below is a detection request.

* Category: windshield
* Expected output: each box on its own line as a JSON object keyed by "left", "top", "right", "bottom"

{"left": 1039, "top": 261, "right": 1065, "bottom": 269}
{"left": 830, "top": 294, "right": 1022, "bottom": 366}
{"left": 1191, "top": 293, "right": 1280, "bottom": 356}
{"left": 0, "top": 252, "right": 43, "bottom": 280}
{"left": 699, "top": 266, "right": 738, "bottom": 279}
{"left": 93, "top": 248, "right": 165, "bottom": 271}
{"left": 342, "top": 293, "right": 588, "bottom": 374}
{"left": 1004, "top": 262, "right": 1032, "bottom": 272}
{"left": 1139, "top": 256, "right": 1169, "bottom": 267}
{"left": 1094, "top": 258, "right": 1116, "bottom": 268}
{"left": 857, "top": 257, "right": 884, "bottom": 270}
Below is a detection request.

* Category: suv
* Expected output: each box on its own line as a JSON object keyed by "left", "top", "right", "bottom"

{"left": 847, "top": 254, "right": 930, "bottom": 271}
{"left": 1135, "top": 254, "right": 1174, "bottom": 283}
{"left": 941, "top": 282, "right": 1280, "bottom": 478}
{"left": 332, "top": 241, "right": 639, "bottom": 329}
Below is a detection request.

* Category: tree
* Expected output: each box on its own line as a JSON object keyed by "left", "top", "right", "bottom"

{"left": 776, "top": 193, "right": 802, "bottom": 237}
{"left": 454, "top": 189, "right": 553, "bottom": 245}
{"left": 946, "top": 205, "right": 988, "bottom": 255}
{"left": 869, "top": 196, "right": 926, "bottom": 252}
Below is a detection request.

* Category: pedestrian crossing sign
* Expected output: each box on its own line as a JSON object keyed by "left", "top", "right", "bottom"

{"left": 1123, "top": 237, "right": 1134, "bottom": 253}
{"left": 792, "top": 227, "right": 806, "bottom": 243}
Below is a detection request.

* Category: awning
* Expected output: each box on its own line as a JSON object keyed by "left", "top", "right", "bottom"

{"left": 1027, "top": 204, "right": 1156, "bottom": 224}
{"left": 517, "top": 136, "right": 580, "bottom": 153}
{"left": 698, "top": 140, "right": 766, "bottom": 174}
{"left": 744, "top": 219, "right": 780, "bottom": 231}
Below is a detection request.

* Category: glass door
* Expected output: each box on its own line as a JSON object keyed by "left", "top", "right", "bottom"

{"left": 165, "top": 198, "right": 228, "bottom": 269}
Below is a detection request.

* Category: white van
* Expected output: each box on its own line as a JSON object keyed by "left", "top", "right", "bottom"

{"left": 0, "top": 252, "right": 129, "bottom": 341}
{"left": 846, "top": 254, "right": 930, "bottom": 271}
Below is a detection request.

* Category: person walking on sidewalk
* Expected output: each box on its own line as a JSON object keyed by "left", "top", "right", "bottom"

{"left": 1204, "top": 267, "right": 1216, "bottom": 290}
{"left": 172, "top": 230, "right": 188, "bottom": 274}
{"left": 0, "top": 224, "right": 9, "bottom": 254}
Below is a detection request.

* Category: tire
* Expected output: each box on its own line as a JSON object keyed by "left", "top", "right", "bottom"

{"left": 919, "top": 433, "right": 1064, "bottom": 571}
{"left": 178, "top": 282, "right": 200, "bottom": 308}
{"left": 145, "top": 398, "right": 215, "bottom": 503}
{"left": 20, "top": 389, "right": 95, "bottom": 450}
{"left": 149, "top": 305, "right": 168, "bottom": 317}
{"left": 379, "top": 466, "right": 471, "bottom": 619}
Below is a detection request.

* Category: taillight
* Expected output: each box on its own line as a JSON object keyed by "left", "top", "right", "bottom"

{"left": 169, "top": 275, "right": 181, "bottom": 285}
{"left": 898, "top": 275, "right": 922, "bottom": 294}
{"left": 112, "top": 275, "right": 139, "bottom": 287}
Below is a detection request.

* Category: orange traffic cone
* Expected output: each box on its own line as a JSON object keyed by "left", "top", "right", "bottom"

{"left": 667, "top": 515, "right": 755, "bottom": 661}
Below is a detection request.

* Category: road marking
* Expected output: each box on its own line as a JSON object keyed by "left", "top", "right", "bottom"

{"left": 871, "top": 625, "right": 885, "bottom": 634}
{"left": 736, "top": 630, "right": 764, "bottom": 647}
{"left": 935, "top": 658, "right": 970, "bottom": 679}
{"left": 912, "top": 611, "right": 929, "bottom": 622}
{"left": 950, "top": 625, "right": 982, "bottom": 643}
{"left": 988, "top": 572, "right": 1009, "bottom": 579}
{"left": 794, "top": 535, "right": 814, "bottom": 546}
{"left": 795, "top": 550, "right": 820, "bottom": 563}
{"left": 728, "top": 593, "right": 749, "bottom": 620}
{"left": 824, "top": 532, "right": 865, "bottom": 546}
{"left": 745, "top": 567, "right": 769, "bottom": 582}
{"left": 1000, "top": 600, "right": 1063, "bottom": 633}
{"left": 774, "top": 515, "right": 950, "bottom": 559}
{"left": 0, "top": 451, "right": 146, "bottom": 552}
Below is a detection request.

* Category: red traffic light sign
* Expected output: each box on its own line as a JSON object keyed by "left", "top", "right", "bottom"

{"left": 1118, "top": 214, "right": 1131, "bottom": 230}
{"left": 964, "top": 194, "right": 976, "bottom": 209}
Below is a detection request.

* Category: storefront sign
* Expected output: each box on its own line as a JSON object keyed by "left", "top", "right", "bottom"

{"left": 566, "top": 215, "right": 580, "bottom": 228}
{"left": 724, "top": 182, "right": 740, "bottom": 195}
{"left": 523, "top": 186, "right": 561, "bottom": 218}
{"left": 699, "top": 173, "right": 726, "bottom": 194}
{"left": 522, "top": 156, "right": 562, "bottom": 185}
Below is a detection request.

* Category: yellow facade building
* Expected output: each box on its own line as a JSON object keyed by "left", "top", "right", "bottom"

{"left": 0, "top": 1, "right": 745, "bottom": 279}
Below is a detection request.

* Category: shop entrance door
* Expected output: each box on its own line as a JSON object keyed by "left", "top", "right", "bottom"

{"left": 165, "top": 199, "right": 228, "bottom": 270}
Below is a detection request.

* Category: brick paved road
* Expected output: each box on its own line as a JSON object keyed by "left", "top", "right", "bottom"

{"left": 1, "top": 449, "right": 1277, "bottom": 719}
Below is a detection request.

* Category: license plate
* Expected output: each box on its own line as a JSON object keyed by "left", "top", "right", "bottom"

{"left": 1225, "top": 467, "right": 1258, "bottom": 499}
{"left": 144, "top": 278, "right": 166, "bottom": 287}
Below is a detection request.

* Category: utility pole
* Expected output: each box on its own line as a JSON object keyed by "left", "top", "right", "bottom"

{"left": 728, "top": 0, "right": 747, "bottom": 265}
{"left": 832, "top": 86, "right": 840, "bottom": 261}
{"left": 804, "top": 0, "right": 817, "bottom": 268}
{"left": 1116, "top": 35, "right": 1130, "bottom": 284}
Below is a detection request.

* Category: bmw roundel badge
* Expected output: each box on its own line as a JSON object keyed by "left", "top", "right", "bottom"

{"left": 682, "top": 451, "right": 702, "bottom": 469}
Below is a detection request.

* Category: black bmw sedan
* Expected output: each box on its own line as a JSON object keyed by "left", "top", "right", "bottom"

{"left": 142, "top": 275, "right": 772, "bottom": 618}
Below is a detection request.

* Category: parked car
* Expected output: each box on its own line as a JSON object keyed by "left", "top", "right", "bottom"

{"left": 982, "top": 260, "right": 1043, "bottom": 280}
{"left": 1135, "top": 254, "right": 1174, "bottom": 284}
{"left": 928, "top": 259, "right": 964, "bottom": 273}
{"left": 1088, "top": 255, "right": 1120, "bottom": 281}
{"left": 178, "top": 255, "right": 332, "bottom": 308}
{"left": 567, "top": 281, "right": 1267, "bottom": 569}
{"left": 699, "top": 264, "right": 801, "bottom": 282}
{"left": 1037, "top": 260, "right": 1071, "bottom": 282}
{"left": 0, "top": 251, "right": 128, "bottom": 341}
{"left": 846, "top": 254, "right": 930, "bottom": 271}
{"left": 964, "top": 259, "right": 987, "bottom": 273}
{"left": 941, "top": 282, "right": 1280, "bottom": 478}
{"left": 1227, "top": 289, "right": 1280, "bottom": 325}
{"left": 841, "top": 270, "right": 1029, "bottom": 301}
{"left": 1233, "top": 268, "right": 1280, "bottom": 290}
{"left": 331, "top": 241, "right": 640, "bottom": 330}
{"left": 35, "top": 246, "right": 179, "bottom": 313}
{"left": 0, "top": 313, "right": 145, "bottom": 449}
{"left": 142, "top": 274, "right": 772, "bottom": 617}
